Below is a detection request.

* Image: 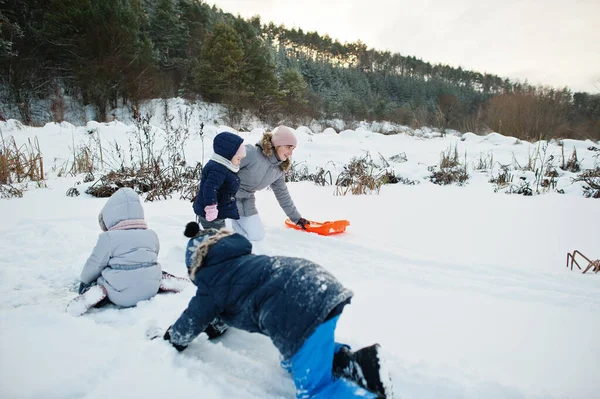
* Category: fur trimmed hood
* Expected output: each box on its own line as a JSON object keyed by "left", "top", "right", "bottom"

{"left": 259, "top": 132, "right": 291, "bottom": 172}
{"left": 184, "top": 223, "right": 252, "bottom": 280}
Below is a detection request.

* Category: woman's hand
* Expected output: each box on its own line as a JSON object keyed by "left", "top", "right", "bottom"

{"left": 296, "top": 218, "right": 310, "bottom": 230}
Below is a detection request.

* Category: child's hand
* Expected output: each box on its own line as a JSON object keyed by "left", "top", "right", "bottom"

{"left": 205, "top": 204, "right": 218, "bottom": 222}
{"left": 163, "top": 327, "right": 188, "bottom": 352}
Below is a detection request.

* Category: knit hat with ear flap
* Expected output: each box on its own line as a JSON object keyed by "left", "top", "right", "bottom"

{"left": 271, "top": 125, "right": 297, "bottom": 147}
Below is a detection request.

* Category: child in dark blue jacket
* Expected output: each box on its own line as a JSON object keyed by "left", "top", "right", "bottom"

{"left": 193, "top": 131, "right": 246, "bottom": 230}
{"left": 160, "top": 223, "right": 392, "bottom": 398}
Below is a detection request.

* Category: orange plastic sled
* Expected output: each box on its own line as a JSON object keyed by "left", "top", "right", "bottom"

{"left": 285, "top": 219, "right": 350, "bottom": 236}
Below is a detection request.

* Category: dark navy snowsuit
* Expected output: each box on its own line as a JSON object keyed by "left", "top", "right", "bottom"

{"left": 169, "top": 232, "right": 376, "bottom": 398}
{"left": 193, "top": 132, "right": 242, "bottom": 220}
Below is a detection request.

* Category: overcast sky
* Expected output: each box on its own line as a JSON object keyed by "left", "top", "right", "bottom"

{"left": 204, "top": 0, "right": 599, "bottom": 93}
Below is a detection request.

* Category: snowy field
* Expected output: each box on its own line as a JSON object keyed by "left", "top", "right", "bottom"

{"left": 1, "top": 103, "right": 599, "bottom": 399}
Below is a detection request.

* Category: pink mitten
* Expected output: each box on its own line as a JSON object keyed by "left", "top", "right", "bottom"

{"left": 204, "top": 204, "right": 218, "bottom": 221}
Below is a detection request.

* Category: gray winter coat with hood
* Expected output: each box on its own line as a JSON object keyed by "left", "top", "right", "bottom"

{"left": 80, "top": 188, "right": 162, "bottom": 307}
{"left": 235, "top": 133, "right": 302, "bottom": 222}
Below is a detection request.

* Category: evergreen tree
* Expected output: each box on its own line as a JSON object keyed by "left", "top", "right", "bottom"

{"left": 0, "top": 0, "right": 597, "bottom": 139}
{"left": 36, "top": 0, "right": 148, "bottom": 119}
{"left": 0, "top": 2, "right": 23, "bottom": 61}
{"left": 280, "top": 67, "right": 309, "bottom": 118}
{"left": 232, "top": 17, "right": 278, "bottom": 114}
{"left": 193, "top": 22, "right": 246, "bottom": 103}
{"left": 0, "top": 0, "right": 50, "bottom": 123}
{"left": 148, "top": 0, "right": 187, "bottom": 68}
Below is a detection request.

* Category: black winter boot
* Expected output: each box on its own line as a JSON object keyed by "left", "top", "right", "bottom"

{"left": 333, "top": 344, "right": 392, "bottom": 398}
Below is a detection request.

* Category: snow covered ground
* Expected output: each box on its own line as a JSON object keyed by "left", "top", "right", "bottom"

{"left": 1, "top": 103, "right": 599, "bottom": 399}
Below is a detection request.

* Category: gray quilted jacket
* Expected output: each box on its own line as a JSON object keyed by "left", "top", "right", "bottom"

{"left": 80, "top": 188, "right": 161, "bottom": 307}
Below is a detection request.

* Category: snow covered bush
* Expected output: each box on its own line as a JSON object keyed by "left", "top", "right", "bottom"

{"left": 334, "top": 152, "right": 398, "bottom": 195}
{"left": 0, "top": 134, "right": 45, "bottom": 197}
{"left": 80, "top": 109, "right": 201, "bottom": 202}
{"left": 286, "top": 161, "right": 333, "bottom": 186}
{"left": 573, "top": 167, "right": 600, "bottom": 198}
{"left": 562, "top": 146, "right": 581, "bottom": 173}
{"left": 428, "top": 145, "right": 469, "bottom": 186}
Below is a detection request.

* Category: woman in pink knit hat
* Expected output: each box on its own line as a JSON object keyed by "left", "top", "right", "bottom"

{"left": 233, "top": 125, "right": 310, "bottom": 241}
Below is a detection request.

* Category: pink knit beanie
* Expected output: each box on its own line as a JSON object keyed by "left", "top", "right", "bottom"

{"left": 271, "top": 125, "right": 297, "bottom": 147}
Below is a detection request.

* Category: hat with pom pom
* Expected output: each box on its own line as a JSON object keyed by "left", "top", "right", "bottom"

{"left": 183, "top": 222, "right": 234, "bottom": 278}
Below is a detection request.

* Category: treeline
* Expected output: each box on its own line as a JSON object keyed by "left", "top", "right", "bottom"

{"left": 1, "top": 0, "right": 598, "bottom": 140}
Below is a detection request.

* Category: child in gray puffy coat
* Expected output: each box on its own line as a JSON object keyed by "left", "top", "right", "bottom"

{"left": 67, "top": 188, "right": 187, "bottom": 316}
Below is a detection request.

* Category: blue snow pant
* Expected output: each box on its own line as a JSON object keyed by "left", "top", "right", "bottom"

{"left": 288, "top": 315, "right": 376, "bottom": 399}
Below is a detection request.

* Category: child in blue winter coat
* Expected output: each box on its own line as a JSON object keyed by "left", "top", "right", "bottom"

{"left": 67, "top": 188, "right": 187, "bottom": 316}
{"left": 193, "top": 131, "right": 246, "bottom": 230}
{"left": 160, "top": 223, "right": 392, "bottom": 398}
